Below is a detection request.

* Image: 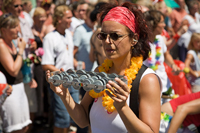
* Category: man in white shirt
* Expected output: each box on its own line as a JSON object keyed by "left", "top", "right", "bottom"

{"left": 42, "top": 5, "right": 79, "bottom": 133}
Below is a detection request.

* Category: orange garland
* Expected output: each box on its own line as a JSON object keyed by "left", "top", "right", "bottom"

{"left": 89, "top": 56, "right": 143, "bottom": 113}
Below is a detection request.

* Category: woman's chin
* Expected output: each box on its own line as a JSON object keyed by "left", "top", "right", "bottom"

{"left": 13, "top": 36, "right": 18, "bottom": 40}
{"left": 105, "top": 54, "right": 118, "bottom": 60}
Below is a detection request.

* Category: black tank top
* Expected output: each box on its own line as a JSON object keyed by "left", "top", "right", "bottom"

{"left": 34, "top": 35, "right": 43, "bottom": 48}
{"left": 0, "top": 53, "right": 23, "bottom": 84}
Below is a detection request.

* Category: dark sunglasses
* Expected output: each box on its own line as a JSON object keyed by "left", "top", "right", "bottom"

{"left": 14, "top": 4, "right": 23, "bottom": 8}
{"left": 97, "top": 32, "right": 129, "bottom": 41}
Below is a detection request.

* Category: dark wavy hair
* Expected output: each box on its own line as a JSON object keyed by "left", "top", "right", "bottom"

{"left": 144, "top": 10, "right": 164, "bottom": 31}
{"left": 99, "top": 2, "right": 151, "bottom": 61}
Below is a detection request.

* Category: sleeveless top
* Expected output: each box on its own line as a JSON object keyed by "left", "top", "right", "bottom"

{"left": 89, "top": 67, "right": 161, "bottom": 133}
{"left": 187, "top": 50, "right": 200, "bottom": 86}
{"left": 34, "top": 35, "right": 43, "bottom": 48}
{"left": 0, "top": 53, "right": 23, "bottom": 85}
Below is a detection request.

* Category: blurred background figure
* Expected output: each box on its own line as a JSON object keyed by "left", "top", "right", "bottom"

{"left": 136, "top": 0, "right": 152, "bottom": 12}
{"left": 0, "top": 72, "right": 13, "bottom": 132}
{"left": 177, "top": 0, "right": 200, "bottom": 62}
{"left": 22, "top": 0, "right": 33, "bottom": 27}
{"left": 168, "top": 0, "right": 188, "bottom": 60}
{"left": 184, "top": 33, "right": 200, "bottom": 93}
{"left": 152, "top": 0, "right": 188, "bottom": 55}
{"left": 73, "top": 2, "right": 95, "bottom": 133}
{"left": 161, "top": 92, "right": 200, "bottom": 133}
{"left": 144, "top": 10, "right": 180, "bottom": 104}
{"left": 0, "top": 13, "right": 30, "bottom": 133}
{"left": 73, "top": 2, "right": 94, "bottom": 97}
{"left": 42, "top": 0, "right": 56, "bottom": 36}
{"left": 89, "top": 1, "right": 107, "bottom": 70}
{"left": 29, "top": 0, "right": 43, "bottom": 17}
{"left": 169, "top": 0, "right": 188, "bottom": 33}
{"left": 3, "top": 1, "right": 38, "bottom": 132}
{"left": 42, "top": 0, "right": 53, "bottom": 26}
{"left": 68, "top": 1, "right": 84, "bottom": 35}
{"left": 31, "top": 6, "right": 49, "bottom": 131}
{"left": 42, "top": 4, "right": 79, "bottom": 133}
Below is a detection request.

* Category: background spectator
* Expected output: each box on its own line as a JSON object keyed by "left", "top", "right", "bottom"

{"left": 42, "top": 5, "right": 79, "bottom": 133}
{"left": 184, "top": 33, "right": 200, "bottom": 93}
{"left": 161, "top": 92, "right": 200, "bottom": 133}
{"left": 22, "top": 0, "right": 33, "bottom": 27}
{"left": 32, "top": 6, "right": 49, "bottom": 129}
{"left": 89, "top": 2, "right": 107, "bottom": 68}
{"left": 0, "top": 13, "right": 30, "bottom": 133}
{"left": 3, "top": 1, "right": 38, "bottom": 132}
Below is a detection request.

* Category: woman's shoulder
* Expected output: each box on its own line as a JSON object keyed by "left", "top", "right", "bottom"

{"left": 0, "top": 39, "right": 5, "bottom": 48}
{"left": 141, "top": 68, "right": 155, "bottom": 79}
{"left": 140, "top": 68, "right": 162, "bottom": 93}
{"left": 187, "top": 49, "right": 195, "bottom": 54}
{"left": 156, "top": 35, "right": 165, "bottom": 42}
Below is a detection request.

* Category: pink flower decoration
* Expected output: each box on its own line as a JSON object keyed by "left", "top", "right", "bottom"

{"left": 35, "top": 48, "right": 44, "bottom": 57}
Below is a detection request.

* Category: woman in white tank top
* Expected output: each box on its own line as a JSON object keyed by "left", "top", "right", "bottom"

{"left": 47, "top": 2, "right": 162, "bottom": 133}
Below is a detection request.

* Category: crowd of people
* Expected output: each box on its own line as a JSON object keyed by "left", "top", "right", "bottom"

{"left": 0, "top": 0, "right": 200, "bottom": 133}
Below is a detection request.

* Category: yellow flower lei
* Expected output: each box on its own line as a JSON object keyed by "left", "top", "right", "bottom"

{"left": 89, "top": 56, "right": 143, "bottom": 113}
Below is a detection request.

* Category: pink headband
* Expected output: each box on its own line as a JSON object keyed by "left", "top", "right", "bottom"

{"left": 103, "top": 6, "right": 139, "bottom": 35}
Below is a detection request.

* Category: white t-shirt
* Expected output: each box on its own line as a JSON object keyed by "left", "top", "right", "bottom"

{"left": 42, "top": 30, "right": 74, "bottom": 70}
{"left": 143, "top": 35, "right": 168, "bottom": 92}
{"left": 23, "top": 11, "right": 33, "bottom": 28}
{"left": 183, "top": 13, "right": 200, "bottom": 33}
{"left": 90, "top": 68, "right": 161, "bottom": 133}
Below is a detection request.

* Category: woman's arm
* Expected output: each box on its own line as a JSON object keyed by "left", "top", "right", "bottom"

{"left": 164, "top": 50, "right": 179, "bottom": 71}
{"left": 47, "top": 69, "right": 95, "bottom": 128}
{"left": 185, "top": 53, "right": 200, "bottom": 77}
{"left": 167, "top": 98, "right": 200, "bottom": 133}
{"left": 106, "top": 73, "right": 161, "bottom": 133}
{"left": 0, "top": 38, "right": 26, "bottom": 77}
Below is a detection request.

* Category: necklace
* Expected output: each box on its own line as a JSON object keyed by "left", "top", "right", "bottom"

{"left": 89, "top": 56, "right": 143, "bottom": 113}
{"left": 147, "top": 38, "right": 161, "bottom": 71}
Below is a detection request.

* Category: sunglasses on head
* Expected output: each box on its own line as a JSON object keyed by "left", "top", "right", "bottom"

{"left": 14, "top": 4, "right": 23, "bottom": 8}
{"left": 3, "top": 13, "right": 12, "bottom": 19}
{"left": 97, "top": 32, "right": 129, "bottom": 41}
